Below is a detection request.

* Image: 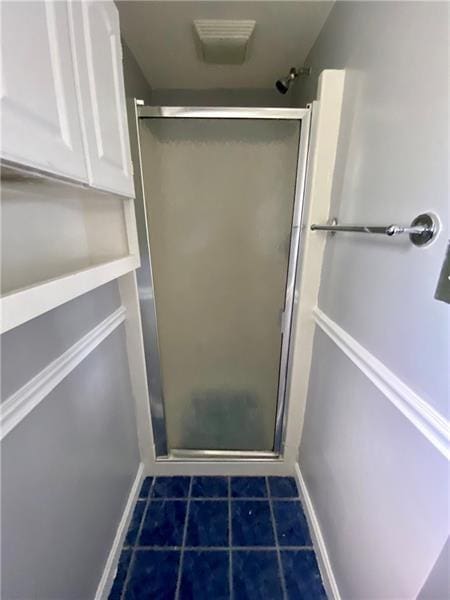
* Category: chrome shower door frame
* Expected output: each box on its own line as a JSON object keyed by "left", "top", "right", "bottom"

{"left": 134, "top": 104, "right": 312, "bottom": 460}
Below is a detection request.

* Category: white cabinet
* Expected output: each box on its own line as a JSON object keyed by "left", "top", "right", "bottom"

{"left": 1, "top": 0, "right": 139, "bottom": 333}
{"left": 1, "top": 0, "right": 135, "bottom": 198}
{"left": 0, "top": 1, "right": 88, "bottom": 182}
{"left": 68, "top": 1, "right": 135, "bottom": 198}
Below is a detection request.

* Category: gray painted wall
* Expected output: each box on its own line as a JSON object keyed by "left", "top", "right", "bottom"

{"left": 418, "top": 538, "right": 450, "bottom": 600}
{"left": 294, "top": 2, "right": 449, "bottom": 598}
{"left": 122, "top": 38, "right": 152, "bottom": 106}
{"left": 149, "top": 87, "right": 295, "bottom": 107}
{"left": 1, "top": 282, "right": 120, "bottom": 400}
{"left": 2, "top": 323, "right": 139, "bottom": 599}
{"left": 1, "top": 283, "right": 141, "bottom": 599}
{"left": 123, "top": 36, "right": 299, "bottom": 109}
{"left": 301, "top": 329, "right": 448, "bottom": 599}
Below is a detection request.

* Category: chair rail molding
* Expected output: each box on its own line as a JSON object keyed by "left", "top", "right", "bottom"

{"left": 313, "top": 307, "right": 450, "bottom": 460}
{"left": 1, "top": 306, "right": 127, "bottom": 440}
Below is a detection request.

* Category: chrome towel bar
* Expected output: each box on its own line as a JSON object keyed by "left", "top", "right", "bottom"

{"left": 310, "top": 212, "right": 439, "bottom": 247}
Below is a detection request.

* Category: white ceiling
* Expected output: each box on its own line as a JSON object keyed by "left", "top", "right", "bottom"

{"left": 117, "top": 1, "right": 333, "bottom": 90}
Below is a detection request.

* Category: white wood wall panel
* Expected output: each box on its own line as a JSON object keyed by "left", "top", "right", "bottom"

{"left": 0, "top": 255, "right": 138, "bottom": 334}
{"left": 69, "top": 0, "right": 135, "bottom": 198}
{"left": 1, "top": 1, "right": 88, "bottom": 181}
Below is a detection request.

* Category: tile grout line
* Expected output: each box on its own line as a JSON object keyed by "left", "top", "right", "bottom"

{"left": 131, "top": 545, "right": 314, "bottom": 551}
{"left": 120, "top": 476, "right": 156, "bottom": 600}
{"left": 127, "top": 497, "right": 302, "bottom": 502}
{"left": 117, "top": 477, "right": 311, "bottom": 599}
{"left": 228, "top": 476, "right": 233, "bottom": 600}
{"left": 266, "top": 477, "right": 288, "bottom": 600}
{"left": 174, "top": 476, "right": 193, "bottom": 600}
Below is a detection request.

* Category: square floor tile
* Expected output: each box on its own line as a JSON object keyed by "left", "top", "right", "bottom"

{"left": 186, "top": 500, "right": 229, "bottom": 547}
{"left": 108, "top": 548, "right": 132, "bottom": 600}
{"left": 139, "top": 500, "right": 187, "bottom": 546}
{"left": 125, "top": 500, "right": 146, "bottom": 546}
{"left": 232, "top": 500, "right": 275, "bottom": 546}
{"left": 139, "top": 476, "right": 153, "bottom": 498}
{"left": 125, "top": 549, "right": 180, "bottom": 599}
{"left": 151, "top": 476, "right": 191, "bottom": 498}
{"left": 273, "top": 500, "right": 312, "bottom": 546}
{"left": 191, "top": 476, "right": 228, "bottom": 498}
{"left": 233, "top": 550, "right": 283, "bottom": 600}
{"left": 281, "top": 550, "right": 327, "bottom": 599}
{"left": 179, "top": 550, "right": 229, "bottom": 599}
{"left": 230, "top": 477, "right": 267, "bottom": 498}
{"left": 268, "top": 477, "right": 298, "bottom": 498}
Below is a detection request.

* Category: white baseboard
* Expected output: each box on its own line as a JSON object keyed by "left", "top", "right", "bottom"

{"left": 294, "top": 463, "right": 341, "bottom": 600}
{"left": 95, "top": 462, "right": 144, "bottom": 600}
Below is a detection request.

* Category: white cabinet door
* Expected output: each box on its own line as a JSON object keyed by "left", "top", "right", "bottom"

{"left": 0, "top": 1, "right": 88, "bottom": 182}
{"left": 69, "top": 0, "right": 135, "bottom": 198}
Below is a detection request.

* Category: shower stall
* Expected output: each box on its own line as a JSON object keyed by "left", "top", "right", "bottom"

{"left": 134, "top": 105, "right": 311, "bottom": 460}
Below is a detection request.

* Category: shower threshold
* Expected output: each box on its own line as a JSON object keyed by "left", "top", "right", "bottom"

{"left": 166, "top": 449, "right": 280, "bottom": 461}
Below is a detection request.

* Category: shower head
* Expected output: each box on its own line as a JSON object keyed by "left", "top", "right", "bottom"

{"left": 275, "top": 67, "right": 311, "bottom": 94}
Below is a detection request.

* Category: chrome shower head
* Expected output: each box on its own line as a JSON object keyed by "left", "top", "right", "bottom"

{"left": 275, "top": 67, "right": 297, "bottom": 94}
{"left": 275, "top": 67, "right": 311, "bottom": 94}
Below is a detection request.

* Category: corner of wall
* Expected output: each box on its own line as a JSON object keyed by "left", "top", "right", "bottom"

{"left": 293, "top": 463, "right": 341, "bottom": 600}
{"left": 95, "top": 462, "right": 145, "bottom": 600}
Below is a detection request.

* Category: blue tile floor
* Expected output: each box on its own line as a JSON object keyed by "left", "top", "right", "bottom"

{"left": 110, "top": 476, "right": 327, "bottom": 600}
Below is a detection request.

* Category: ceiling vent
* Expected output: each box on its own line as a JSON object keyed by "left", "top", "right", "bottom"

{"left": 193, "top": 19, "right": 256, "bottom": 65}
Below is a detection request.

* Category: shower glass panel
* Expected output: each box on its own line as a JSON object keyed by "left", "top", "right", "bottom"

{"left": 139, "top": 118, "right": 300, "bottom": 452}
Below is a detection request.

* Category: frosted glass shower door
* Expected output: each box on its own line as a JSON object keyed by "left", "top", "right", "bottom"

{"left": 139, "top": 118, "right": 300, "bottom": 452}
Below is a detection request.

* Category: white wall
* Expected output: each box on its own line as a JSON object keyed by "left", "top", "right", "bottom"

{"left": 294, "top": 2, "right": 449, "bottom": 598}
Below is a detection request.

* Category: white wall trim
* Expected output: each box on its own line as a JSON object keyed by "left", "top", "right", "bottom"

{"left": 118, "top": 273, "right": 156, "bottom": 472}
{"left": 95, "top": 462, "right": 144, "bottom": 600}
{"left": 147, "top": 459, "right": 293, "bottom": 477}
{"left": 314, "top": 307, "right": 450, "bottom": 460}
{"left": 1, "top": 306, "right": 127, "bottom": 440}
{"left": 283, "top": 70, "right": 346, "bottom": 466}
{"left": 294, "top": 463, "right": 341, "bottom": 600}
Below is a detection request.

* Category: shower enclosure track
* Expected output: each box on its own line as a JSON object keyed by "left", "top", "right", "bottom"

{"left": 134, "top": 104, "right": 312, "bottom": 461}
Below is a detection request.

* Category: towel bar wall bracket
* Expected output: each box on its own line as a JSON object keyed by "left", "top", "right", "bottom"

{"left": 310, "top": 212, "right": 439, "bottom": 247}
